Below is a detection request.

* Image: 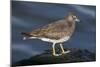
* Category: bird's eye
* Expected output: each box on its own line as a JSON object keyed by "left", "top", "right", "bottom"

{"left": 72, "top": 16, "right": 77, "bottom": 19}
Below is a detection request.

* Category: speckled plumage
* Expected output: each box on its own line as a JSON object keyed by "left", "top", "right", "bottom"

{"left": 30, "top": 19, "right": 75, "bottom": 40}
{"left": 21, "top": 12, "right": 80, "bottom": 56}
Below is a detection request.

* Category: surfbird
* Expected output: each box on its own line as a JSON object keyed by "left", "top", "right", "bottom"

{"left": 21, "top": 12, "right": 80, "bottom": 56}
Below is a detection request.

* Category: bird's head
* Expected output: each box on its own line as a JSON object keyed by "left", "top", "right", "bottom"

{"left": 66, "top": 12, "right": 80, "bottom": 23}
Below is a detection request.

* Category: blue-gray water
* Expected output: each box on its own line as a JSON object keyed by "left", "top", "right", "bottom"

{"left": 11, "top": 1, "right": 96, "bottom": 63}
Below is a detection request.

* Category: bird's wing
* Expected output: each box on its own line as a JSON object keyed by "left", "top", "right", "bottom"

{"left": 30, "top": 19, "right": 69, "bottom": 39}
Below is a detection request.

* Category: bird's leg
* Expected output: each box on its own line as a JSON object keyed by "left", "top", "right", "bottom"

{"left": 52, "top": 43, "right": 62, "bottom": 56}
{"left": 60, "top": 43, "right": 70, "bottom": 54}
{"left": 52, "top": 43, "right": 56, "bottom": 56}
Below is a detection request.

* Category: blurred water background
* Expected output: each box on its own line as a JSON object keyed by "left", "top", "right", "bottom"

{"left": 11, "top": 1, "right": 96, "bottom": 63}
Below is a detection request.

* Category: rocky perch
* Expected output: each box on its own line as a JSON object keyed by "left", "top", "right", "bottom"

{"left": 12, "top": 48, "right": 96, "bottom": 67}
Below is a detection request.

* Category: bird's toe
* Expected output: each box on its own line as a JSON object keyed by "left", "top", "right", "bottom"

{"left": 62, "top": 50, "right": 70, "bottom": 54}
{"left": 53, "top": 53, "right": 62, "bottom": 56}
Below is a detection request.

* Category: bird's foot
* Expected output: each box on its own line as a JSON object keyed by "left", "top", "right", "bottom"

{"left": 62, "top": 50, "right": 70, "bottom": 54}
{"left": 53, "top": 53, "right": 62, "bottom": 56}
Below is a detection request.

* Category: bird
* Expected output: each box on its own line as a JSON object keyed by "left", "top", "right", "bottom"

{"left": 21, "top": 12, "right": 80, "bottom": 56}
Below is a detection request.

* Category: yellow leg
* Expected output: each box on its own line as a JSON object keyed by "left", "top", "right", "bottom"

{"left": 60, "top": 43, "right": 70, "bottom": 54}
{"left": 60, "top": 43, "right": 65, "bottom": 53}
{"left": 52, "top": 43, "right": 56, "bottom": 56}
{"left": 52, "top": 43, "right": 62, "bottom": 56}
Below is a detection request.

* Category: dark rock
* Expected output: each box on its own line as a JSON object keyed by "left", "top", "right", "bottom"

{"left": 12, "top": 48, "right": 96, "bottom": 67}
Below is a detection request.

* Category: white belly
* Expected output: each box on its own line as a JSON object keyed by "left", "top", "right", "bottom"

{"left": 40, "top": 36, "right": 70, "bottom": 43}
{"left": 27, "top": 36, "right": 70, "bottom": 43}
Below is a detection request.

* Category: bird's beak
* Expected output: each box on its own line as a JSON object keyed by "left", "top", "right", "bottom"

{"left": 75, "top": 18, "right": 80, "bottom": 22}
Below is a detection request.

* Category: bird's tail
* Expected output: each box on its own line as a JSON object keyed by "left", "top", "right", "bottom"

{"left": 21, "top": 32, "right": 33, "bottom": 37}
{"left": 21, "top": 32, "right": 33, "bottom": 40}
